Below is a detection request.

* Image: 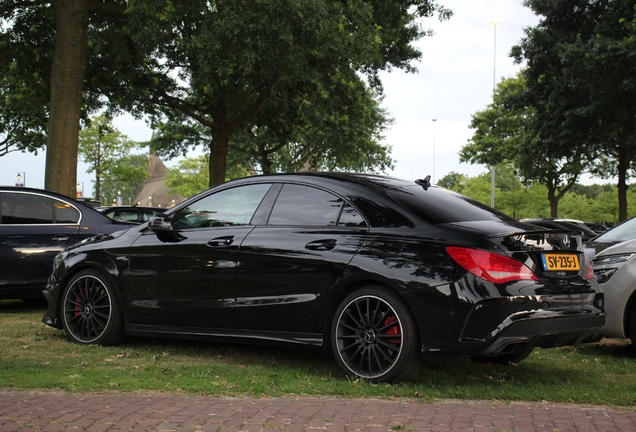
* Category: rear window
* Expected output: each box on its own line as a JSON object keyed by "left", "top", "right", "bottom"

{"left": 388, "top": 185, "right": 514, "bottom": 225}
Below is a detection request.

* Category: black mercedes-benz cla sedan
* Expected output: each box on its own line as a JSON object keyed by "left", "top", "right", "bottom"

{"left": 42, "top": 173, "right": 604, "bottom": 382}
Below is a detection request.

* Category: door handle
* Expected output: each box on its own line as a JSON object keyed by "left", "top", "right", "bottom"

{"left": 52, "top": 235, "right": 70, "bottom": 242}
{"left": 207, "top": 236, "right": 235, "bottom": 247}
{"left": 305, "top": 239, "right": 337, "bottom": 251}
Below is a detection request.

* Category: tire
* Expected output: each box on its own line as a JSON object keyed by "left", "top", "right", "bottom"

{"left": 331, "top": 286, "right": 422, "bottom": 383}
{"left": 628, "top": 306, "right": 636, "bottom": 352}
{"left": 61, "top": 269, "right": 125, "bottom": 346}
{"left": 471, "top": 348, "right": 534, "bottom": 365}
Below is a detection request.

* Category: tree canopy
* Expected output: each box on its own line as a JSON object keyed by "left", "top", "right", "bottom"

{"left": 78, "top": 116, "right": 148, "bottom": 203}
{"left": 1, "top": 0, "right": 451, "bottom": 193}
{"left": 510, "top": 0, "right": 636, "bottom": 221}
{"left": 461, "top": 73, "right": 593, "bottom": 217}
{"left": 116, "top": 0, "right": 451, "bottom": 185}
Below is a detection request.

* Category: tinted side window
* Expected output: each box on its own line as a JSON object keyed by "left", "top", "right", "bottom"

{"left": 338, "top": 203, "right": 366, "bottom": 227}
{"left": 172, "top": 184, "right": 272, "bottom": 229}
{"left": 1, "top": 193, "right": 54, "bottom": 224}
{"left": 54, "top": 199, "right": 81, "bottom": 223}
{"left": 269, "top": 184, "right": 343, "bottom": 226}
{"left": 106, "top": 210, "right": 138, "bottom": 223}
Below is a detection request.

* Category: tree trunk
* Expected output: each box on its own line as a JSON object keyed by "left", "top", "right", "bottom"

{"left": 257, "top": 142, "right": 273, "bottom": 174}
{"left": 548, "top": 195, "right": 559, "bottom": 218}
{"left": 546, "top": 183, "right": 559, "bottom": 218}
{"left": 45, "top": 0, "right": 89, "bottom": 197}
{"left": 617, "top": 140, "right": 628, "bottom": 222}
{"left": 95, "top": 140, "right": 102, "bottom": 200}
{"left": 208, "top": 130, "right": 230, "bottom": 187}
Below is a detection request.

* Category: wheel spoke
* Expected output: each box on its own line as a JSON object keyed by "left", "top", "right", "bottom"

{"left": 335, "top": 294, "right": 404, "bottom": 380}
{"left": 63, "top": 275, "right": 112, "bottom": 344}
{"left": 353, "top": 300, "right": 368, "bottom": 326}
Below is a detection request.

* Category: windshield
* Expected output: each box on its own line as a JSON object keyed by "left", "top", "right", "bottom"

{"left": 594, "top": 216, "right": 636, "bottom": 243}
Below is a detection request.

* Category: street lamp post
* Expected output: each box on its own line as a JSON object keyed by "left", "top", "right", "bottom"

{"left": 76, "top": 183, "right": 85, "bottom": 199}
{"left": 489, "top": 17, "right": 500, "bottom": 208}
{"left": 16, "top": 172, "right": 25, "bottom": 187}
{"left": 432, "top": 119, "right": 437, "bottom": 183}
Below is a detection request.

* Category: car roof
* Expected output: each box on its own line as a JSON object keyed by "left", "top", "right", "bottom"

{"left": 0, "top": 186, "right": 78, "bottom": 201}
{"left": 0, "top": 186, "right": 127, "bottom": 225}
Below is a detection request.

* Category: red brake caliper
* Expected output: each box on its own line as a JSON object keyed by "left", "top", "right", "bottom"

{"left": 74, "top": 287, "right": 86, "bottom": 317}
{"left": 74, "top": 296, "right": 81, "bottom": 317}
{"left": 384, "top": 316, "right": 400, "bottom": 344}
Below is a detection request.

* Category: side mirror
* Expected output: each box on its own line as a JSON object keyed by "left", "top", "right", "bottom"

{"left": 148, "top": 214, "right": 173, "bottom": 231}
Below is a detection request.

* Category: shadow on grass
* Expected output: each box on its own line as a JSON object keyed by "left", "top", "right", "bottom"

{"left": 577, "top": 338, "right": 634, "bottom": 358}
{"left": 100, "top": 334, "right": 636, "bottom": 388}
{"left": 0, "top": 299, "right": 48, "bottom": 312}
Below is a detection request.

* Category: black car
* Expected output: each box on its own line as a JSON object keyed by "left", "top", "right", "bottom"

{"left": 0, "top": 187, "right": 132, "bottom": 300}
{"left": 42, "top": 174, "right": 604, "bottom": 382}
{"left": 519, "top": 218, "right": 599, "bottom": 241}
{"left": 97, "top": 205, "right": 167, "bottom": 224}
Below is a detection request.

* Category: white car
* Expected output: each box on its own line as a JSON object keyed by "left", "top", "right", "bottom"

{"left": 591, "top": 238, "right": 636, "bottom": 346}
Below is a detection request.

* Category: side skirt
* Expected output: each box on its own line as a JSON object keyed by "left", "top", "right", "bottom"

{"left": 125, "top": 324, "right": 326, "bottom": 352}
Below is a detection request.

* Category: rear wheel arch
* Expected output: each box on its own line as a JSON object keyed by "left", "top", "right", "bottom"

{"left": 322, "top": 279, "right": 416, "bottom": 348}
{"left": 329, "top": 284, "right": 422, "bottom": 382}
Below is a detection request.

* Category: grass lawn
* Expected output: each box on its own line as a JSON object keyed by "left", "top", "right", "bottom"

{"left": 2, "top": 299, "right": 635, "bottom": 407}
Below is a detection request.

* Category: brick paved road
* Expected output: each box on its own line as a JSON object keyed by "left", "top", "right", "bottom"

{"left": 1, "top": 390, "right": 635, "bottom": 431}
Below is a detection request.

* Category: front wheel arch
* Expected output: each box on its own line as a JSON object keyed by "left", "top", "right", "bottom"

{"left": 623, "top": 289, "right": 636, "bottom": 341}
{"left": 60, "top": 268, "right": 126, "bottom": 346}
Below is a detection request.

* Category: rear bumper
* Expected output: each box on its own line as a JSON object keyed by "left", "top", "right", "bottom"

{"left": 474, "top": 313, "right": 605, "bottom": 357}
{"left": 420, "top": 305, "right": 605, "bottom": 360}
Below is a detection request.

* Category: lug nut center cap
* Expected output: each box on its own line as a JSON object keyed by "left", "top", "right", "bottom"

{"left": 364, "top": 330, "right": 376, "bottom": 344}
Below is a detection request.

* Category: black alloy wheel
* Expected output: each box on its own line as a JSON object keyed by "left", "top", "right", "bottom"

{"left": 61, "top": 269, "right": 125, "bottom": 346}
{"left": 331, "top": 286, "right": 421, "bottom": 383}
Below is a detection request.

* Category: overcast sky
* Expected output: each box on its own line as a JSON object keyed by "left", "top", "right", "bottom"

{"left": 0, "top": 0, "right": 541, "bottom": 192}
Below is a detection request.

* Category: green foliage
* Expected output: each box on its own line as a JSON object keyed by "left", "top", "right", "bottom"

{"left": 453, "top": 166, "right": 634, "bottom": 224}
{"left": 513, "top": 0, "right": 636, "bottom": 221}
{"left": 460, "top": 173, "right": 492, "bottom": 207}
{"left": 461, "top": 73, "right": 586, "bottom": 217}
{"left": 437, "top": 171, "right": 467, "bottom": 193}
{"left": 78, "top": 116, "right": 148, "bottom": 203}
{"left": 463, "top": 1, "right": 636, "bottom": 221}
{"left": 228, "top": 72, "right": 396, "bottom": 175}
{"left": 0, "top": 3, "right": 53, "bottom": 156}
{"left": 164, "top": 156, "right": 211, "bottom": 199}
{"left": 119, "top": 0, "right": 449, "bottom": 185}
{"left": 102, "top": 154, "right": 150, "bottom": 205}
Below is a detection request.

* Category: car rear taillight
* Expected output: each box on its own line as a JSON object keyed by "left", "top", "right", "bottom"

{"left": 446, "top": 246, "right": 538, "bottom": 284}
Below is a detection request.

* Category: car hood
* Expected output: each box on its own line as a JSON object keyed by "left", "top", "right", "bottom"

{"left": 67, "top": 225, "right": 143, "bottom": 253}
{"left": 594, "top": 238, "right": 636, "bottom": 257}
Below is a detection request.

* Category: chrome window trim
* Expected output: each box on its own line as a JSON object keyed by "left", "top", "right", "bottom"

{"left": 0, "top": 190, "right": 83, "bottom": 225}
